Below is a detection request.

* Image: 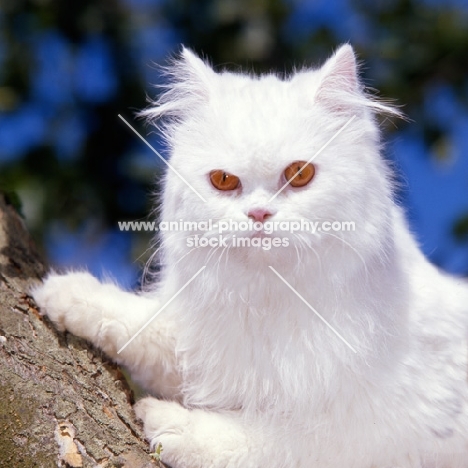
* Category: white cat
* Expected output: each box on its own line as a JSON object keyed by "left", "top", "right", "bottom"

{"left": 32, "top": 45, "right": 468, "bottom": 468}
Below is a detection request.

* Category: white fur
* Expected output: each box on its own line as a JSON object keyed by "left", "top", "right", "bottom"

{"left": 32, "top": 45, "right": 468, "bottom": 468}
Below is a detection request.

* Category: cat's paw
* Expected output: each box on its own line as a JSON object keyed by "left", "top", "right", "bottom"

{"left": 32, "top": 271, "right": 101, "bottom": 332}
{"left": 134, "top": 397, "right": 192, "bottom": 467}
{"left": 134, "top": 398, "right": 253, "bottom": 468}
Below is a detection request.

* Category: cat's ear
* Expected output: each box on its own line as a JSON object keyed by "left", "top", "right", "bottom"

{"left": 179, "top": 47, "right": 216, "bottom": 101}
{"left": 139, "top": 47, "right": 216, "bottom": 124}
{"left": 319, "top": 44, "right": 359, "bottom": 94}
{"left": 312, "top": 44, "right": 402, "bottom": 117}
{"left": 314, "top": 44, "right": 360, "bottom": 113}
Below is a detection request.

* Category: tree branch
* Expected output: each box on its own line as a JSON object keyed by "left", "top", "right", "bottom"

{"left": 0, "top": 193, "right": 157, "bottom": 468}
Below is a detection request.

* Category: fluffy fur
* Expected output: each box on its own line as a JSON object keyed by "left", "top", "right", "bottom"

{"left": 33, "top": 45, "right": 468, "bottom": 467}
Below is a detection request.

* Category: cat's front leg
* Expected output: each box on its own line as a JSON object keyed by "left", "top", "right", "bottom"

{"left": 134, "top": 397, "right": 267, "bottom": 468}
{"left": 32, "top": 271, "right": 180, "bottom": 397}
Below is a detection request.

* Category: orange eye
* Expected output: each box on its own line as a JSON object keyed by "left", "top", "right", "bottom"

{"left": 284, "top": 161, "right": 315, "bottom": 188}
{"left": 210, "top": 170, "right": 240, "bottom": 191}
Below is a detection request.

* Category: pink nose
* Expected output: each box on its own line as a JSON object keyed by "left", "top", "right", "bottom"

{"left": 247, "top": 208, "right": 273, "bottom": 222}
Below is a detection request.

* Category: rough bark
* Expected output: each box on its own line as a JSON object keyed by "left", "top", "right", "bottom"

{"left": 0, "top": 193, "right": 158, "bottom": 468}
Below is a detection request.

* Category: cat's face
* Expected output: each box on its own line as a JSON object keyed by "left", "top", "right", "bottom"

{"left": 151, "top": 46, "right": 397, "bottom": 272}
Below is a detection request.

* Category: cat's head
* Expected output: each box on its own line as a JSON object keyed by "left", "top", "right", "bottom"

{"left": 143, "top": 45, "right": 401, "bottom": 277}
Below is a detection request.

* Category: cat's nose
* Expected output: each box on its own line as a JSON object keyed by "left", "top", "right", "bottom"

{"left": 247, "top": 208, "right": 273, "bottom": 222}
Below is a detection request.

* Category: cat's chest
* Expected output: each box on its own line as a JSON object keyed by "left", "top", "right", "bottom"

{"left": 177, "top": 303, "right": 339, "bottom": 410}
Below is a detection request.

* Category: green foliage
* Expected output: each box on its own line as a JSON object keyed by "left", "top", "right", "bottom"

{"left": 454, "top": 214, "right": 468, "bottom": 242}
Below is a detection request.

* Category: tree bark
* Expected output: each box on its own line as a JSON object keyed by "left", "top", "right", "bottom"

{"left": 0, "top": 193, "right": 158, "bottom": 467}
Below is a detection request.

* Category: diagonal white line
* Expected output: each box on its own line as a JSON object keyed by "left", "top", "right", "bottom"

{"left": 269, "top": 115, "right": 356, "bottom": 202}
{"left": 268, "top": 266, "right": 357, "bottom": 354}
{"left": 118, "top": 114, "right": 207, "bottom": 203}
{"left": 117, "top": 266, "right": 206, "bottom": 354}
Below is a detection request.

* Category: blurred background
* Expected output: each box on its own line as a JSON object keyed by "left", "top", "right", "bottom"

{"left": 0, "top": 0, "right": 467, "bottom": 287}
